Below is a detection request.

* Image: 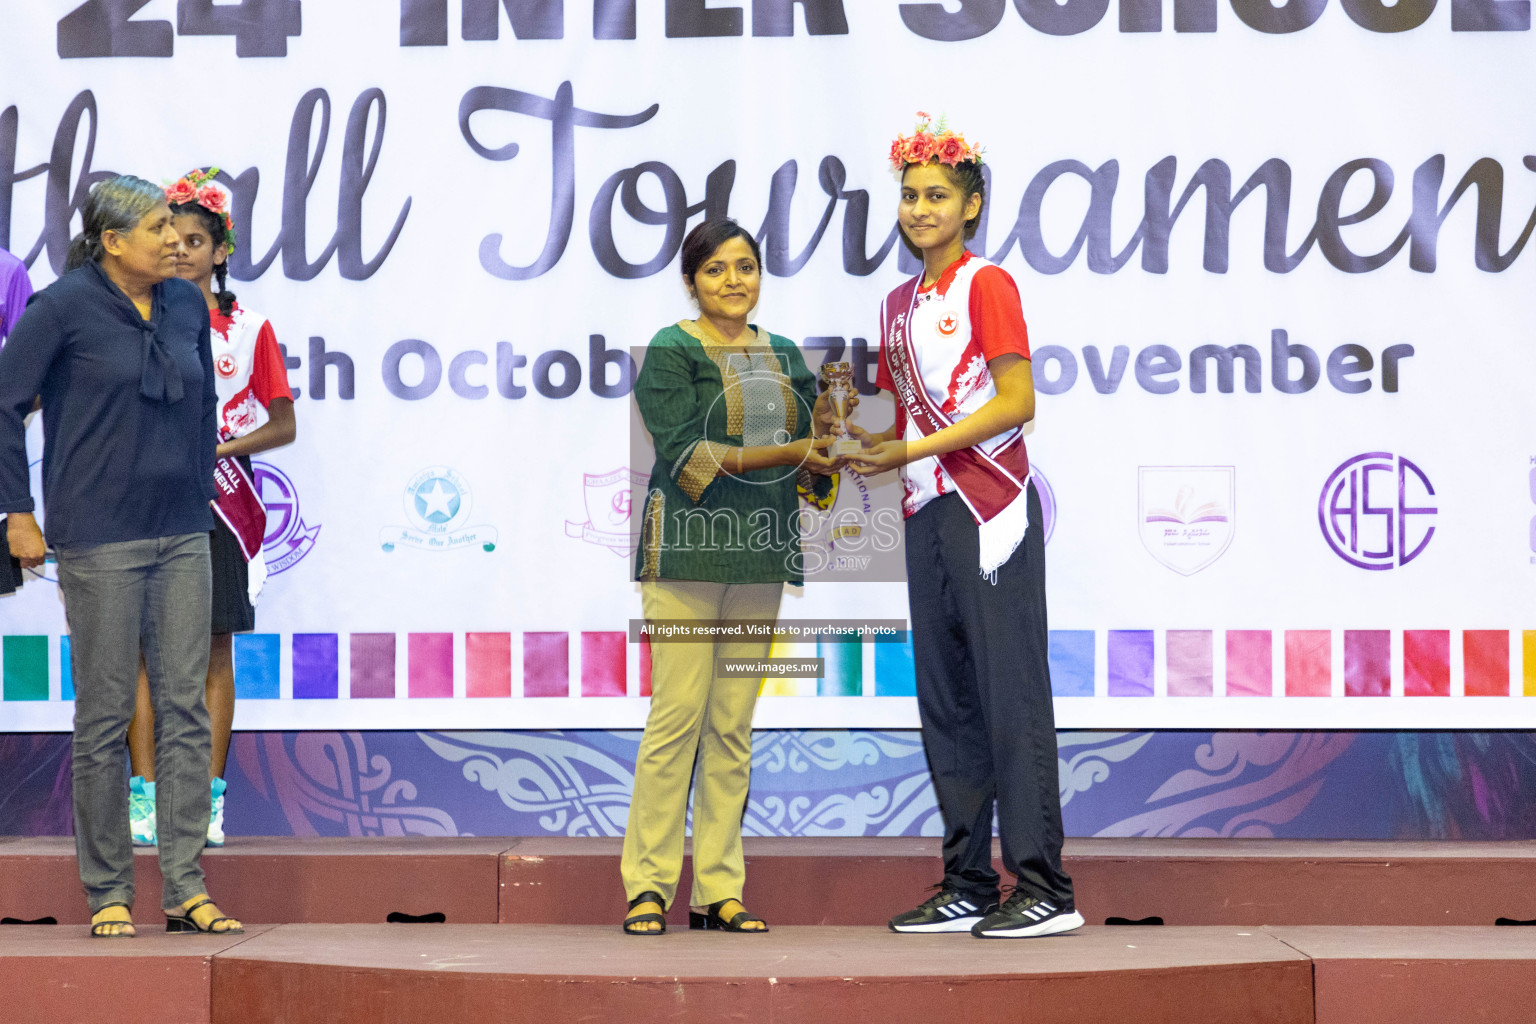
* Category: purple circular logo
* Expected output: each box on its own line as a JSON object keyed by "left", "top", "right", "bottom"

{"left": 253, "top": 461, "right": 320, "bottom": 574}
{"left": 1033, "top": 466, "right": 1056, "bottom": 545}
{"left": 1318, "top": 453, "right": 1436, "bottom": 570}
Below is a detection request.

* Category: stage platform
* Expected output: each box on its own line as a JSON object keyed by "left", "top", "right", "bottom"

{"left": 0, "top": 924, "right": 276, "bottom": 1024}
{"left": 0, "top": 835, "right": 509, "bottom": 926}
{"left": 210, "top": 924, "right": 1314, "bottom": 1024}
{"left": 5, "top": 836, "right": 1536, "bottom": 927}
{"left": 7, "top": 838, "right": 1536, "bottom": 1022}
{"left": 6, "top": 922, "right": 1533, "bottom": 1024}
{"left": 1267, "top": 926, "right": 1536, "bottom": 1024}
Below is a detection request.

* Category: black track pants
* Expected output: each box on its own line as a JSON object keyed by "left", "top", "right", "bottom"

{"left": 905, "top": 485, "right": 1074, "bottom": 906}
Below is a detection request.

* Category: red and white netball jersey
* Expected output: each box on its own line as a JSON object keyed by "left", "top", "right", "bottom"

{"left": 210, "top": 303, "right": 293, "bottom": 441}
{"left": 876, "top": 252, "right": 1033, "bottom": 518}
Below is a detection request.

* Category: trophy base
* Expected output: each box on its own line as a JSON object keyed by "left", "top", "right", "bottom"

{"left": 832, "top": 437, "right": 863, "bottom": 457}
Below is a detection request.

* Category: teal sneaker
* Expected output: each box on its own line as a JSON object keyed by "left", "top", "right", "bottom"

{"left": 207, "top": 777, "right": 226, "bottom": 847}
{"left": 128, "top": 776, "right": 156, "bottom": 847}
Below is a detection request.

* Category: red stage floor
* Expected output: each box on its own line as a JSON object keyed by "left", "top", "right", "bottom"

{"left": 210, "top": 924, "right": 1313, "bottom": 1024}
{"left": 0, "top": 924, "right": 275, "bottom": 1024}
{"left": 7, "top": 836, "right": 1536, "bottom": 927}
{"left": 1269, "top": 926, "right": 1536, "bottom": 1024}
{"left": 7, "top": 921, "right": 1532, "bottom": 1024}
{"left": 501, "top": 835, "right": 1536, "bottom": 927}
{"left": 6, "top": 838, "right": 1536, "bottom": 1022}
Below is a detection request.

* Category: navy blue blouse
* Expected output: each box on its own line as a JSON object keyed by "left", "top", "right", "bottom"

{"left": 0, "top": 262, "right": 217, "bottom": 547}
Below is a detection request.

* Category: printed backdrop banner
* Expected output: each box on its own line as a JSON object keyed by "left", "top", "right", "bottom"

{"left": 1, "top": 2, "right": 1533, "bottom": 730}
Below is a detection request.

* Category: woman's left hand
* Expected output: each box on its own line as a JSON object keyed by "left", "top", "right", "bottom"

{"left": 6, "top": 513, "right": 47, "bottom": 569}
{"left": 799, "top": 435, "right": 843, "bottom": 476}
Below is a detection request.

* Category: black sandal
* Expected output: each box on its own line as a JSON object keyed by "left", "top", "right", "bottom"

{"left": 689, "top": 898, "right": 768, "bottom": 933}
{"left": 89, "top": 902, "right": 135, "bottom": 939}
{"left": 623, "top": 891, "right": 667, "bottom": 936}
{"left": 165, "top": 897, "right": 243, "bottom": 935}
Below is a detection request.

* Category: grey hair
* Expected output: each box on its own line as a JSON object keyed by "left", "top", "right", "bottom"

{"left": 64, "top": 175, "right": 168, "bottom": 272}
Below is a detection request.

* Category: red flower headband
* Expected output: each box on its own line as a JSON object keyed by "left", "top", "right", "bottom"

{"left": 888, "top": 112, "right": 984, "bottom": 173}
{"left": 164, "top": 168, "right": 237, "bottom": 256}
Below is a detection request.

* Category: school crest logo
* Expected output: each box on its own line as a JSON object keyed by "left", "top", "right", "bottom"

{"left": 566, "top": 468, "right": 646, "bottom": 556}
{"left": 1318, "top": 453, "right": 1435, "bottom": 570}
{"left": 252, "top": 461, "right": 320, "bottom": 574}
{"left": 382, "top": 466, "right": 498, "bottom": 553}
{"left": 1138, "top": 466, "right": 1235, "bottom": 576}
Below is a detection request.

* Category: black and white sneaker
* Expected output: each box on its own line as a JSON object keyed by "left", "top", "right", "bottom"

{"left": 970, "top": 888, "right": 1084, "bottom": 939}
{"left": 889, "top": 885, "right": 998, "bottom": 933}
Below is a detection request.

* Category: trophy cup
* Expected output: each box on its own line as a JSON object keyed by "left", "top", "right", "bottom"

{"left": 819, "top": 362, "right": 864, "bottom": 456}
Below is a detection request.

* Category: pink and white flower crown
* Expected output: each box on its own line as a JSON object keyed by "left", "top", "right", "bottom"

{"left": 888, "top": 112, "right": 984, "bottom": 172}
{"left": 164, "top": 168, "right": 237, "bottom": 256}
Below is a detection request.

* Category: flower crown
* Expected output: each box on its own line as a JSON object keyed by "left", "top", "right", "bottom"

{"left": 164, "top": 168, "right": 237, "bottom": 256}
{"left": 888, "top": 112, "right": 983, "bottom": 173}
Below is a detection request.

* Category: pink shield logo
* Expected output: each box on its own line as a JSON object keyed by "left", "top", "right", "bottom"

{"left": 566, "top": 468, "right": 647, "bottom": 555}
{"left": 1138, "top": 466, "right": 1235, "bottom": 576}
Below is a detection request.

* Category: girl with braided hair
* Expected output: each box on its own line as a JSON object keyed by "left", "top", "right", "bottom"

{"left": 126, "top": 170, "right": 296, "bottom": 849}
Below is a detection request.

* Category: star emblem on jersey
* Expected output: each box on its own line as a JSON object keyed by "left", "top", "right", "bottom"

{"left": 937, "top": 314, "right": 958, "bottom": 337}
{"left": 381, "top": 466, "right": 498, "bottom": 553}
{"left": 215, "top": 353, "right": 239, "bottom": 378}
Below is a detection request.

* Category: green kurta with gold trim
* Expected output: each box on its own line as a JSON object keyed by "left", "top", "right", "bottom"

{"left": 634, "top": 321, "right": 831, "bottom": 584}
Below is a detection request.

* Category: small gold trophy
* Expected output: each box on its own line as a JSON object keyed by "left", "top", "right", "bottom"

{"left": 819, "top": 362, "right": 864, "bottom": 456}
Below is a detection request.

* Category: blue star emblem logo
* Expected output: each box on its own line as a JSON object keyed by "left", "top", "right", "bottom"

{"left": 413, "top": 477, "right": 461, "bottom": 524}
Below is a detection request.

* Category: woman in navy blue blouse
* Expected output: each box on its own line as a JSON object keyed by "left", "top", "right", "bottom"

{"left": 0, "top": 175, "right": 242, "bottom": 938}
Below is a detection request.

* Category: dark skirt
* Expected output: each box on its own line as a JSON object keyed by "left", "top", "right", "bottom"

{"left": 209, "top": 517, "right": 256, "bottom": 634}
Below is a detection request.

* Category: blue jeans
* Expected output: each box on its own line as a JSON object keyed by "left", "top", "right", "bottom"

{"left": 55, "top": 533, "right": 212, "bottom": 914}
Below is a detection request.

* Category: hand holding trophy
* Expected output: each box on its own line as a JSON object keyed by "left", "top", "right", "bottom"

{"left": 819, "top": 362, "right": 864, "bottom": 457}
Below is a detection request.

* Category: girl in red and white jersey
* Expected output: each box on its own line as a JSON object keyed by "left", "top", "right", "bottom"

{"left": 127, "top": 170, "right": 296, "bottom": 849}
{"left": 848, "top": 115, "right": 1081, "bottom": 940}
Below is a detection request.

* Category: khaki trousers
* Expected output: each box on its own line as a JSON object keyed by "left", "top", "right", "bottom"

{"left": 621, "top": 579, "right": 782, "bottom": 909}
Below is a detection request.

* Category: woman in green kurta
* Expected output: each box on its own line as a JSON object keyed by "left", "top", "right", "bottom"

{"left": 633, "top": 323, "right": 832, "bottom": 585}
{"left": 621, "top": 220, "right": 840, "bottom": 935}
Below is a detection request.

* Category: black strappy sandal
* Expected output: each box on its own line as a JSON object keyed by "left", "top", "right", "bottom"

{"left": 689, "top": 898, "right": 769, "bottom": 933}
{"left": 623, "top": 891, "right": 667, "bottom": 936}
{"left": 89, "top": 902, "right": 135, "bottom": 938}
{"left": 165, "top": 897, "right": 243, "bottom": 934}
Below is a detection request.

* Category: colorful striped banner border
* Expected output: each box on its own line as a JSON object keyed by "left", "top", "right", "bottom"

{"left": 2, "top": 629, "right": 1533, "bottom": 703}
